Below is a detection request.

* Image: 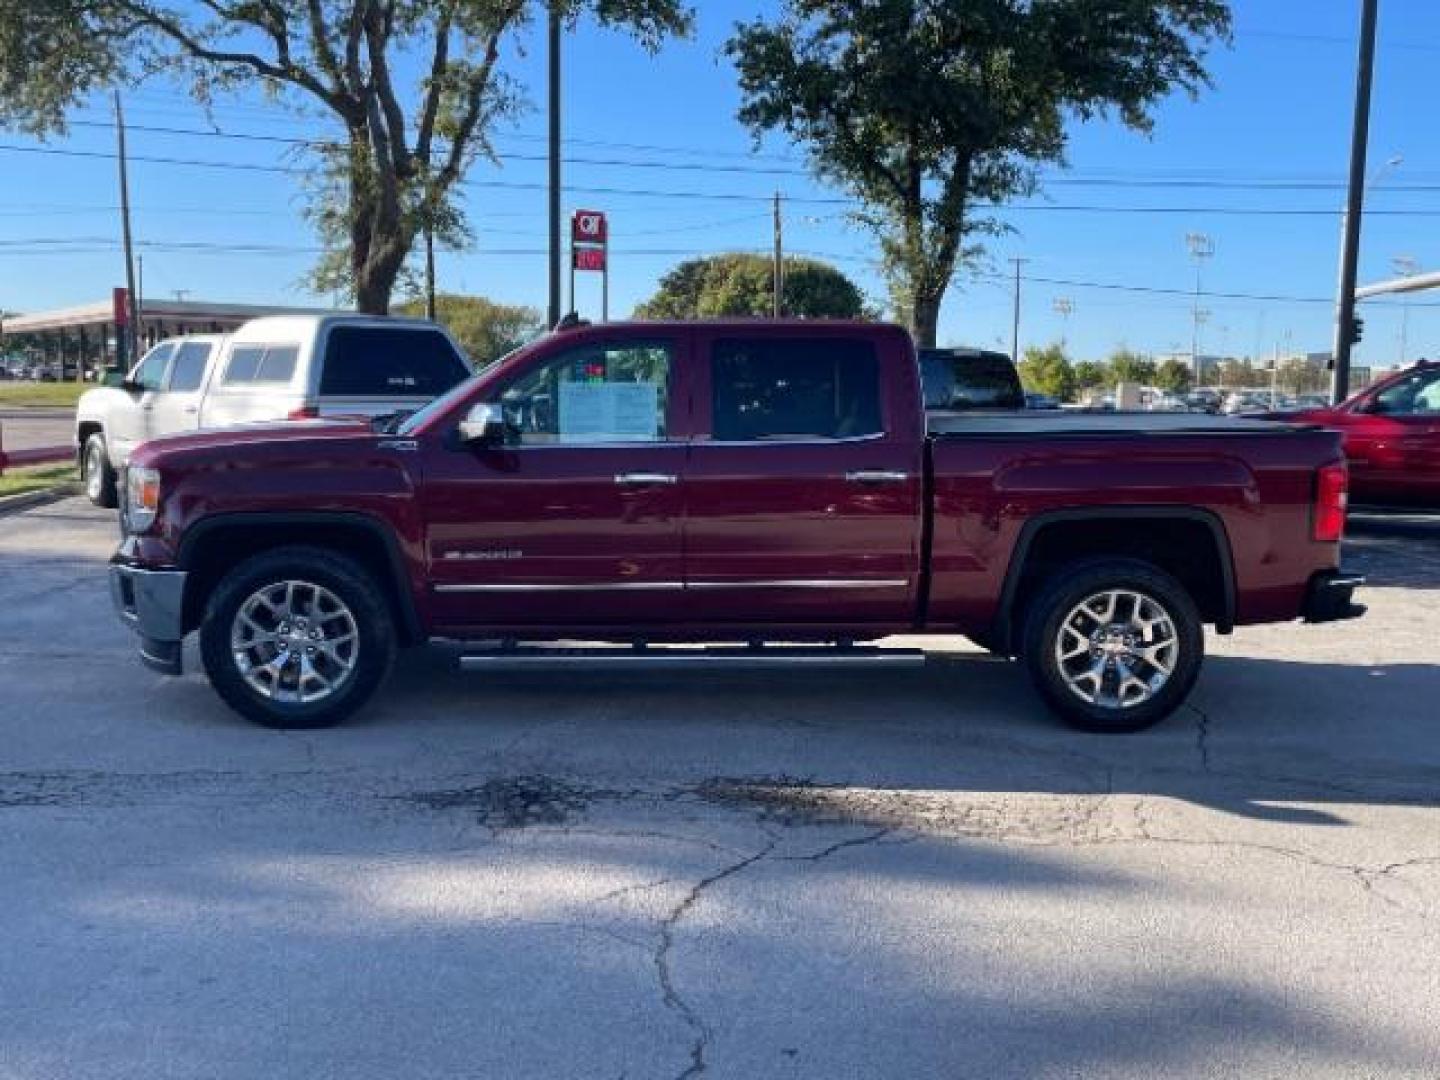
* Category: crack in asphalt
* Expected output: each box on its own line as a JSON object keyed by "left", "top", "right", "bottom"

{"left": 1189, "top": 702, "right": 1213, "bottom": 772}
{"left": 654, "top": 837, "right": 777, "bottom": 1080}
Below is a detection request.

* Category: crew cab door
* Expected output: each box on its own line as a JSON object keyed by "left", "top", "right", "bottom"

{"left": 681, "top": 328, "right": 924, "bottom": 626}
{"left": 419, "top": 332, "right": 689, "bottom": 631}
{"left": 1343, "top": 366, "right": 1440, "bottom": 502}
{"left": 146, "top": 340, "right": 215, "bottom": 438}
{"left": 108, "top": 342, "right": 173, "bottom": 461}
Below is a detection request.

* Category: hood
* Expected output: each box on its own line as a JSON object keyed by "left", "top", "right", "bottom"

{"left": 129, "top": 418, "right": 375, "bottom": 467}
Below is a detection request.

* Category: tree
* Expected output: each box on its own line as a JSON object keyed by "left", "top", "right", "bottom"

{"left": 1073, "top": 360, "right": 1108, "bottom": 393}
{"left": 1109, "top": 349, "right": 1157, "bottom": 386}
{"left": 1018, "top": 343, "right": 1075, "bottom": 401}
{"left": 395, "top": 293, "right": 542, "bottom": 365}
{"left": 1154, "top": 357, "right": 1193, "bottom": 394}
{"left": 0, "top": 0, "right": 692, "bottom": 314}
{"left": 634, "top": 253, "right": 869, "bottom": 319}
{"left": 727, "top": 1, "right": 1229, "bottom": 348}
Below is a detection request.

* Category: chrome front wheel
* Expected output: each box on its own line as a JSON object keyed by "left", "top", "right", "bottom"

{"left": 230, "top": 579, "right": 360, "bottom": 705}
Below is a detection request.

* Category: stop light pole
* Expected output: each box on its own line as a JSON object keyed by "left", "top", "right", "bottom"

{"left": 1331, "top": 0, "right": 1379, "bottom": 404}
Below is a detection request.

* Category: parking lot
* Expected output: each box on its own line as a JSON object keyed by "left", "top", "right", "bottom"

{"left": 2, "top": 497, "right": 1438, "bottom": 1079}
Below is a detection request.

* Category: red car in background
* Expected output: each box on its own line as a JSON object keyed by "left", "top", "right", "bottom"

{"left": 1264, "top": 360, "right": 1440, "bottom": 506}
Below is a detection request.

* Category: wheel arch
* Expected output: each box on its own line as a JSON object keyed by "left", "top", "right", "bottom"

{"left": 994, "top": 507, "right": 1236, "bottom": 655}
{"left": 176, "top": 512, "right": 422, "bottom": 646}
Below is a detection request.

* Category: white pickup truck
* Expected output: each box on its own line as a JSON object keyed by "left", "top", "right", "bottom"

{"left": 76, "top": 313, "right": 473, "bottom": 506}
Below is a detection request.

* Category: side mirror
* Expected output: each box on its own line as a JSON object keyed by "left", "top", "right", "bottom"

{"left": 458, "top": 401, "right": 507, "bottom": 445}
{"left": 100, "top": 370, "right": 125, "bottom": 388}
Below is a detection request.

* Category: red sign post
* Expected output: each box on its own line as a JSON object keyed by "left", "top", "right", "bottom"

{"left": 570, "top": 209, "right": 609, "bottom": 320}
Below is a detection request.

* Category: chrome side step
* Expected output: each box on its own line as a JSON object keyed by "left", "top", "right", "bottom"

{"left": 457, "top": 644, "right": 927, "bottom": 672}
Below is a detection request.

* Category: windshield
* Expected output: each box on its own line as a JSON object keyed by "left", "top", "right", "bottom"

{"left": 395, "top": 342, "right": 530, "bottom": 436}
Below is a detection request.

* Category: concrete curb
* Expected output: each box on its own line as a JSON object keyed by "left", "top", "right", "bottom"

{"left": 0, "top": 482, "right": 82, "bottom": 517}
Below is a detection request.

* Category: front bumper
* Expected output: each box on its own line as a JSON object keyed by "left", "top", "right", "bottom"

{"left": 1302, "top": 569, "right": 1367, "bottom": 624}
{"left": 109, "top": 560, "right": 188, "bottom": 675}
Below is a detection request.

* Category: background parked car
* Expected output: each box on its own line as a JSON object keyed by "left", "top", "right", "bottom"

{"left": 919, "top": 347, "right": 1025, "bottom": 411}
{"left": 1258, "top": 359, "right": 1440, "bottom": 505}
{"left": 75, "top": 314, "right": 473, "bottom": 507}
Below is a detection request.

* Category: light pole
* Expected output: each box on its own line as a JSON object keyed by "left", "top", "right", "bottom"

{"left": 1185, "top": 232, "right": 1214, "bottom": 383}
{"left": 1052, "top": 297, "right": 1074, "bottom": 350}
{"left": 1393, "top": 254, "right": 1419, "bottom": 365}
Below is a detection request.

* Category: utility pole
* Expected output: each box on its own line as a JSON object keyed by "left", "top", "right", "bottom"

{"left": 1332, "top": 0, "right": 1380, "bottom": 404}
{"left": 113, "top": 90, "right": 140, "bottom": 366}
{"left": 1185, "top": 232, "right": 1214, "bottom": 382}
{"left": 547, "top": 5, "right": 562, "bottom": 327}
{"left": 424, "top": 225, "right": 437, "bottom": 321}
{"left": 772, "top": 192, "right": 784, "bottom": 318}
{"left": 1010, "top": 257, "right": 1028, "bottom": 365}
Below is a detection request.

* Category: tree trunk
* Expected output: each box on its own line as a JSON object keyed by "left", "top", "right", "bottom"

{"left": 910, "top": 292, "right": 942, "bottom": 349}
{"left": 348, "top": 205, "right": 411, "bottom": 315}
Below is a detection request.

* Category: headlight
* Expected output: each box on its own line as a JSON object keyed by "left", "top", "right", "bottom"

{"left": 125, "top": 466, "right": 161, "bottom": 533}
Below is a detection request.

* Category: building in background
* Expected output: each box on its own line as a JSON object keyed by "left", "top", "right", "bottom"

{"left": 1, "top": 295, "right": 337, "bottom": 381}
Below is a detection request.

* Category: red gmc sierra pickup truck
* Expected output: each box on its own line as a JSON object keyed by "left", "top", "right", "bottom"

{"left": 109, "top": 319, "right": 1363, "bottom": 733}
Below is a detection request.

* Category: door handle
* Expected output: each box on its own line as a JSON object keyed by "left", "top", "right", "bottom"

{"left": 845, "top": 470, "right": 909, "bottom": 484}
{"left": 615, "top": 472, "right": 678, "bottom": 486}
{"left": 183, "top": 406, "right": 198, "bottom": 415}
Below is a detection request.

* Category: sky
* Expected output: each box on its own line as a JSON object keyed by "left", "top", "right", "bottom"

{"left": 3, "top": 0, "right": 1440, "bottom": 369}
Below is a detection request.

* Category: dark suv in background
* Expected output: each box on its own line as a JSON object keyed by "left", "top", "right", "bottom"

{"left": 919, "top": 348, "right": 1026, "bottom": 411}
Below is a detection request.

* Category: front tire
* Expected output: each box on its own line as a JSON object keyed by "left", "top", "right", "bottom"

{"left": 83, "top": 433, "right": 117, "bottom": 508}
{"left": 199, "top": 547, "right": 396, "bottom": 729}
{"left": 1021, "top": 558, "right": 1204, "bottom": 733}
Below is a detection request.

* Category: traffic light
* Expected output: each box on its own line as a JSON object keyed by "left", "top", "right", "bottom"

{"left": 1349, "top": 316, "right": 1365, "bottom": 345}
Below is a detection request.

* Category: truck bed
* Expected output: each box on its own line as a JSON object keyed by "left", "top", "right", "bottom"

{"left": 926, "top": 410, "right": 1315, "bottom": 437}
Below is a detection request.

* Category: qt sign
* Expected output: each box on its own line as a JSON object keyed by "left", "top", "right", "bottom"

{"left": 569, "top": 209, "right": 610, "bottom": 320}
{"left": 572, "top": 209, "right": 607, "bottom": 245}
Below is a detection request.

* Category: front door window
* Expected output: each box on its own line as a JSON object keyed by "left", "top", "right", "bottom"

{"left": 499, "top": 342, "right": 672, "bottom": 444}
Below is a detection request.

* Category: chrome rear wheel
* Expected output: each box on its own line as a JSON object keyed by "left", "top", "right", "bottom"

{"left": 1055, "top": 589, "right": 1178, "bottom": 710}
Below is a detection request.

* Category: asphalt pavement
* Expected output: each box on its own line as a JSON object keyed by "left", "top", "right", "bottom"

{"left": 1, "top": 499, "right": 1437, "bottom": 1079}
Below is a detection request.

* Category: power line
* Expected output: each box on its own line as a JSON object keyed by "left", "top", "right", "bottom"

{"left": 49, "top": 119, "right": 1440, "bottom": 194}
{"left": 15, "top": 143, "right": 1440, "bottom": 217}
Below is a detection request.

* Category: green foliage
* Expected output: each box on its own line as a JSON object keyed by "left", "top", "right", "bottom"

{"left": 395, "top": 293, "right": 543, "bottom": 367}
{"left": 394, "top": 293, "right": 544, "bottom": 371}
{"left": 727, "top": 0, "right": 1230, "bottom": 347}
{"left": 1072, "top": 360, "right": 1108, "bottom": 392}
{"left": 1018, "top": 343, "right": 1075, "bottom": 401}
{"left": 0, "top": 1, "right": 692, "bottom": 313}
{"left": 634, "top": 253, "right": 869, "bottom": 320}
{"left": 1154, "top": 357, "right": 1194, "bottom": 394}
{"left": 1109, "top": 349, "right": 1158, "bottom": 386}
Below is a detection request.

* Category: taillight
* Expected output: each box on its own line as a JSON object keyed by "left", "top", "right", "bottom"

{"left": 287, "top": 405, "right": 320, "bottom": 420}
{"left": 1313, "top": 461, "right": 1349, "bottom": 543}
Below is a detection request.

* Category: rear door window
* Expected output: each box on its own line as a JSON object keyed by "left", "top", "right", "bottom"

{"left": 319, "top": 326, "right": 470, "bottom": 397}
{"left": 711, "top": 337, "right": 882, "bottom": 441}
{"left": 165, "top": 342, "right": 212, "bottom": 392}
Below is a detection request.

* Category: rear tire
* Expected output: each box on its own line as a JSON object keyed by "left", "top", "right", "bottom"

{"left": 83, "top": 433, "right": 117, "bottom": 508}
{"left": 1021, "top": 558, "right": 1204, "bottom": 733}
{"left": 199, "top": 546, "right": 396, "bottom": 729}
